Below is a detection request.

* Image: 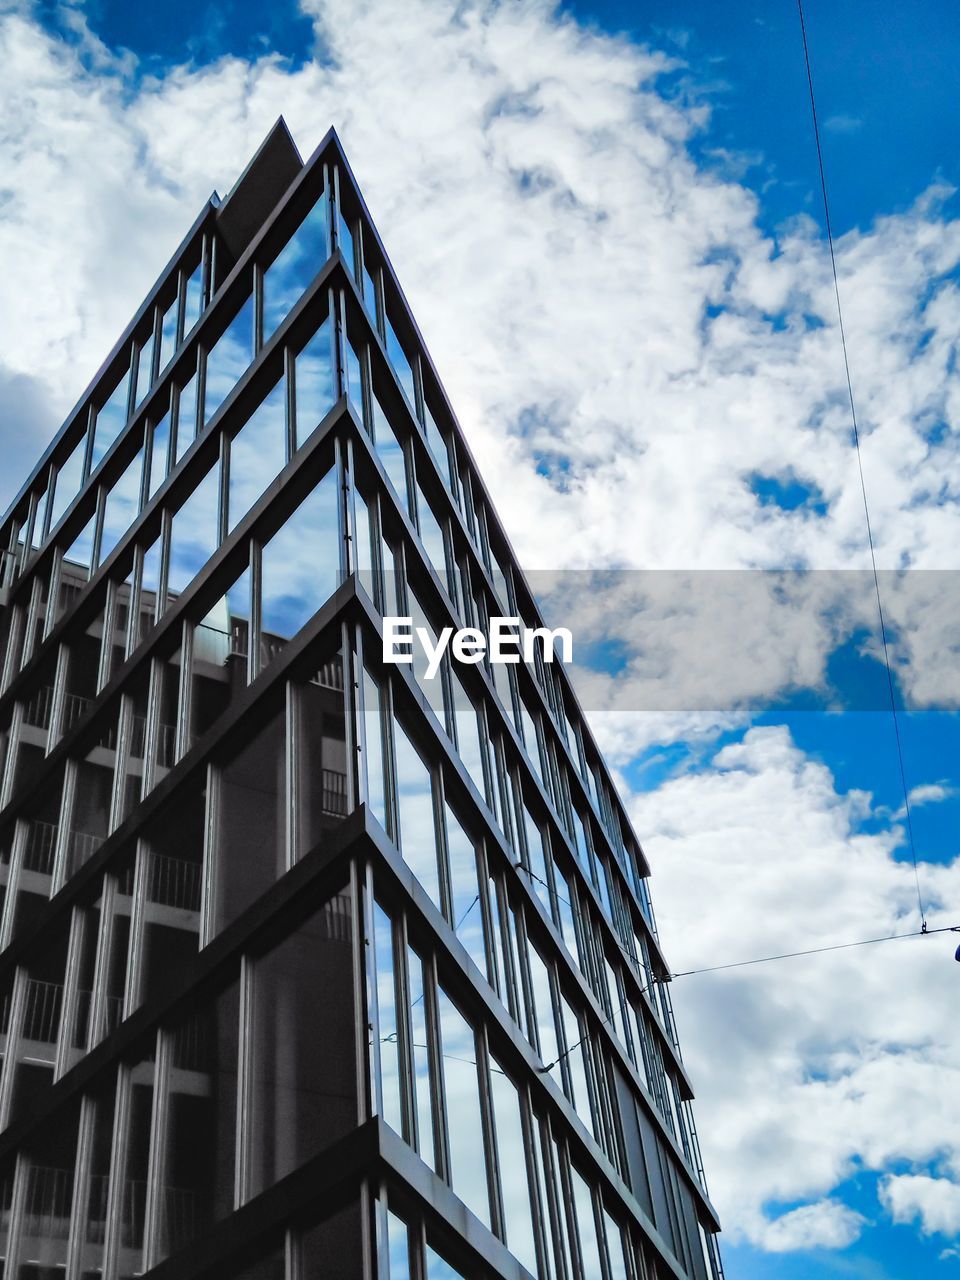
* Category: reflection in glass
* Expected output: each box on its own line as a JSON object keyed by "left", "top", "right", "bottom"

{"left": 490, "top": 1064, "right": 537, "bottom": 1274}
{"left": 249, "top": 894, "right": 356, "bottom": 1196}
{"left": 260, "top": 469, "right": 339, "bottom": 662}
{"left": 18, "top": 1105, "right": 80, "bottom": 1277}
{"left": 571, "top": 1165, "right": 603, "bottom": 1280}
{"left": 148, "top": 410, "right": 171, "bottom": 500}
{"left": 49, "top": 436, "right": 87, "bottom": 530}
{"left": 167, "top": 466, "right": 219, "bottom": 600}
{"left": 452, "top": 677, "right": 486, "bottom": 800}
{"left": 393, "top": 722, "right": 440, "bottom": 910}
{"left": 373, "top": 902, "right": 402, "bottom": 1135}
{"left": 294, "top": 320, "right": 335, "bottom": 447}
{"left": 64, "top": 513, "right": 96, "bottom": 580}
{"left": 407, "top": 945, "right": 436, "bottom": 1170}
{"left": 527, "top": 943, "right": 559, "bottom": 1071}
{"left": 91, "top": 367, "right": 131, "bottom": 472}
{"left": 159, "top": 294, "right": 179, "bottom": 371}
{"left": 362, "top": 667, "right": 387, "bottom": 828}
{"left": 371, "top": 393, "right": 408, "bottom": 513}
{"left": 155, "top": 981, "right": 239, "bottom": 1261}
{"left": 204, "top": 295, "right": 254, "bottom": 426}
{"left": 425, "top": 1244, "right": 464, "bottom": 1280}
{"left": 445, "top": 804, "right": 485, "bottom": 978}
{"left": 183, "top": 261, "right": 204, "bottom": 335}
{"left": 99, "top": 447, "right": 144, "bottom": 566}
{"left": 387, "top": 1211, "right": 411, "bottom": 1280}
{"left": 228, "top": 381, "right": 287, "bottom": 531}
{"left": 603, "top": 1208, "right": 630, "bottom": 1280}
{"left": 174, "top": 371, "right": 199, "bottom": 464}
{"left": 385, "top": 313, "right": 416, "bottom": 408}
{"left": 436, "top": 987, "right": 489, "bottom": 1226}
{"left": 212, "top": 703, "right": 286, "bottom": 932}
{"left": 263, "top": 195, "right": 330, "bottom": 340}
{"left": 134, "top": 331, "right": 155, "bottom": 408}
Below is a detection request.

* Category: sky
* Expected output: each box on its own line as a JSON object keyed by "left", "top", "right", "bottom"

{"left": 2, "top": 0, "right": 960, "bottom": 1276}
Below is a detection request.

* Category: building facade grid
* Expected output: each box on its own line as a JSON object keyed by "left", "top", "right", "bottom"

{"left": 0, "top": 122, "right": 722, "bottom": 1280}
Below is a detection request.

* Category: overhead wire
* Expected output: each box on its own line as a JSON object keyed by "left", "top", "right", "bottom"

{"left": 796, "top": 0, "right": 927, "bottom": 929}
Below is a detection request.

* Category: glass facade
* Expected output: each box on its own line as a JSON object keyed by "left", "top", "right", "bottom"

{"left": 0, "top": 123, "right": 723, "bottom": 1280}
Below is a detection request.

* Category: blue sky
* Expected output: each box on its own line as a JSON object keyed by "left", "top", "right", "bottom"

{"left": 5, "top": 1, "right": 960, "bottom": 1276}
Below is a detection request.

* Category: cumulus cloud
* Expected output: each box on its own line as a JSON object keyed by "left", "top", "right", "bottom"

{"left": 759, "top": 1199, "right": 866, "bottom": 1251}
{"left": 3, "top": 0, "right": 960, "bottom": 1259}
{"left": 632, "top": 725, "right": 960, "bottom": 1247}
{"left": 882, "top": 1175, "right": 960, "bottom": 1237}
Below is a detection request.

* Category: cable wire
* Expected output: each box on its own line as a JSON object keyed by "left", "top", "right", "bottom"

{"left": 671, "top": 922, "right": 960, "bottom": 978}
{"left": 796, "top": 0, "right": 926, "bottom": 928}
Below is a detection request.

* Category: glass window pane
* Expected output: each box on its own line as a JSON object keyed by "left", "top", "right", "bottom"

{"left": 393, "top": 721, "right": 440, "bottom": 910}
{"left": 167, "top": 465, "right": 220, "bottom": 600}
{"left": 371, "top": 393, "right": 408, "bottom": 512}
{"left": 260, "top": 468, "right": 339, "bottom": 661}
{"left": 416, "top": 485, "right": 446, "bottom": 581}
{"left": 490, "top": 1065, "right": 537, "bottom": 1274}
{"left": 91, "top": 366, "right": 131, "bottom": 472}
{"left": 175, "top": 372, "right": 199, "bottom": 463}
{"left": 134, "top": 331, "right": 155, "bottom": 408}
{"left": 148, "top": 410, "right": 171, "bottom": 499}
{"left": 604, "top": 1209, "right": 630, "bottom": 1280}
{"left": 388, "top": 1211, "right": 412, "bottom": 1280}
{"left": 64, "top": 513, "right": 96, "bottom": 580}
{"left": 425, "top": 1243, "right": 464, "bottom": 1280}
{"left": 212, "top": 704, "right": 286, "bottom": 932}
{"left": 156, "top": 980, "right": 239, "bottom": 1260}
{"left": 445, "top": 804, "right": 485, "bottom": 979}
{"left": 407, "top": 945, "right": 437, "bottom": 1170}
{"left": 345, "top": 338, "right": 363, "bottom": 419}
{"left": 99, "top": 447, "right": 143, "bottom": 566}
{"left": 249, "top": 892, "right": 356, "bottom": 1195}
{"left": 385, "top": 312, "right": 416, "bottom": 408}
{"left": 183, "top": 260, "right": 203, "bottom": 335}
{"left": 294, "top": 320, "right": 335, "bottom": 447}
{"left": 452, "top": 677, "right": 486, "bottom": 800}
{"left": 571, "top": 1166, "right": 603, "bottom": 1280}
{"left": 436, "top": 987, "right": 489, "bottom": 1226}
{"left": 50, "top": 436, "right": 87, "bottom": 530}
{"left": 362, "top": 666, "right": 387, "bottom": 828}
{"left": 373, "top": 902, "right": 402, "bottom": 1134}
{"left": 159, "top": 294, "right": 179, "bottom": 371}
{"left": 228, "top": 380, "right": 287, "bottom": 531}
{"left": 528, "top": 943, "right": 559, "bottom": 1071}
{"left": 204, "top": 294, "right": 254, "bottom": 425}
{"left": 263, "top": 195, "right": 330, "bottom": 340}
{"left": 338, "top": 211, "right": 356, "bottom": 277}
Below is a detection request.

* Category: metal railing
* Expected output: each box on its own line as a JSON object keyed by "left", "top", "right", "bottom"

{"left": 22, "top": 978, "right": 63, "bottom": 1043}
{"left": 23, "top": 684, "right": 54, "bottom": 730}
{"left": 321, "top": 768, "right": 348, "bottom": 817}
{"left": 145, "top": 851, "right": 201, "bottom": 913}
{"left": 23, "top": 819, "right": 57, "bottom": 874}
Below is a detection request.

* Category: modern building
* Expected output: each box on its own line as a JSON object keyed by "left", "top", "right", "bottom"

{"left": 0, "top": 121, "right": 723, "bottom": 1280}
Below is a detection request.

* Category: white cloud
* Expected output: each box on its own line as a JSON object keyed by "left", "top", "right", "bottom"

{"left": 632, "top": 725, "right": 960, "bottom": 1248}
{"left": 882, "top": 1175, "right": 960, "bottom": 1237}
{"left": 759, "top": 1199, "right": 866, "bottom": 1251}
{"left": 3, "top": 0, "right": 960, "bottom": 1259}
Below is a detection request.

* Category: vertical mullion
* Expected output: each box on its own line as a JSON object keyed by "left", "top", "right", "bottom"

{"left": 141, "top": 1026, "right": 168, "bottom": 1272}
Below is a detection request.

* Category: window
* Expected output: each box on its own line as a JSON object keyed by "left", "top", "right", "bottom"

{"left": 262, "top": 194, "right": 330, "bottom": 340}
{"left": 167, "top": 465, "right": 220, "bottom": 599}
{"left": 91, "top": 365, "right": 131, "bottom": 473}
{"left": 407, "top": 944, "right": 436, "bottom": 1170}
{"left": 210, "top": 704, "right": 286, "bottom": 932}
{"left": 393, "top": 721, "right": 441, "bottom": 911}
{"left": 98, "top": 447, "right": 143, "bottom": 566}
{"left": 490, "top": 1065, "right": 538, "bottom": 1275}
{"left": 49, "top": 436, "right": 87, "bottom": 530}
{"left": 293, "top": 320, "right": 336, "bottom": 447}
{"left": 260, "top": 468, "right": 340, "bottom": 663}
{"left": 227, "top": 380, "right": 287, "bottom": 531}
{"left": 436, "top": 987, "right": 490, "bottom": 1226}
{"left": 248, "top": 894, "right": 356, "bottom": 1196}
{"left": 204, "top": 294, "right": 254, "bottom": 425}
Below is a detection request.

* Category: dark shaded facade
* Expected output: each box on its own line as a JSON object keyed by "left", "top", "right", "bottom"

{"left": 0, "top": 121, "right": 723, "bottom": 1280}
